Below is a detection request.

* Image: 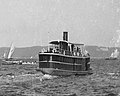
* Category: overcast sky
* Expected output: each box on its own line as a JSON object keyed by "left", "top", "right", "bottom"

{"left": 0, "top": 0, "right": 119, "bottom": 47}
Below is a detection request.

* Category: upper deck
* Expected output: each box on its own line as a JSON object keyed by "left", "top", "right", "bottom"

{"left": 40, "top": 40, "right": 89, "bottom": 57}
{"left": 40, "top": 32, "right": 90, "bottom": 57}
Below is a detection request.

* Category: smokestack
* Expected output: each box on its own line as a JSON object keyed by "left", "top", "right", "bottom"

{"left": 63, "top": 32, "right": 68, "bottom": 41}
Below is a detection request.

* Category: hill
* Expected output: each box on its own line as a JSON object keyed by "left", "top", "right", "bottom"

{"left": 0, "top": 46, "right": 47, "bottom": 59}
{"left": 85, "top": 46, "right": 118, "bottom": 58}
{"left": 0, "top": 45, "right": 119, "bottom": 58}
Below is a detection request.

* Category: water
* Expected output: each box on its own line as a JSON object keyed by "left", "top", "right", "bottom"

{"left": 0, "top": 59, "right": 120, "bottom": 96}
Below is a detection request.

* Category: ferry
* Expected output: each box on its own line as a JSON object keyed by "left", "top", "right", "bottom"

{"left": 37, "top": 32, "right": 93, "bottom": 76}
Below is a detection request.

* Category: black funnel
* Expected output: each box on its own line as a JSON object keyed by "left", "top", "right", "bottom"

{"left": 63, "top": 32, "right": 68, "bottom": 41}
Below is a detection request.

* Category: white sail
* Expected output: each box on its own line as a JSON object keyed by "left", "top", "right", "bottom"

{"left": 110, "top": 52, "right": 114, "bottom": 57}
{"left": 114, "top": 49, "right": 119, "bottom": 58}
{"left": 7, "top": 43, "right": 15, "bottom": 59}
{"left": 110, "top": 49, "right": 119, "bottom": 58}
{"left": 3, "top": 53, "right": 6, "bottom": 58}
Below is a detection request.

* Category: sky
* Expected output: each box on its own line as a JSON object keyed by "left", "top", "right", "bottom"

{"left": 0, "top": 0, "right": 120, "bottom": 47}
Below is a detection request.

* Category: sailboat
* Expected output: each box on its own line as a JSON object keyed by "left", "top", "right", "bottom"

{"left": 7, "top": 43, "right": 15, "bottom": 59}
{"left": 2, "top": 43, "right": 22, "bottom": 65}
{"left": 105, "top": 49, "right": 119, "bottom": 60}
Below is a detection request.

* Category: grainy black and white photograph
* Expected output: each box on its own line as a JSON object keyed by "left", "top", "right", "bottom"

{"left": 0, "top": 0, "right": 120, "bottom": 96}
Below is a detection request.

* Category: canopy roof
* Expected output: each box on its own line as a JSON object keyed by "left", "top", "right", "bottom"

{"left": 49, "top": 40, "right": 84, "bottom": 45}
{"left": 49, "top": 40, "right": 68, "bottom": 44}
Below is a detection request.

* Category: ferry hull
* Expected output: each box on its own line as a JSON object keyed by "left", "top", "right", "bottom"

{"left": 38, "top": 53, "right": 92, "bottom": 76}
{"left": 36, "top": 68, "right": 93, "bottom": 76}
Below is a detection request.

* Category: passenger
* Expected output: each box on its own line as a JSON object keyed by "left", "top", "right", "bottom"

{"left": 41, "top": 48, "right": 45, "bottom": 53}
{"left": 73, "top": 52, "right": 76, "bottom": 56}
{"left": 63, "top": 50, "right": 65, "bottom": 55}
{"left": 50, "top": 48, "right": 53, "bottom": 53}
{"left": 52, "top": 48, "right": 56, "bottom": 53}
{"left": 78, "top": 48, "right": 82, "bottom": 56}
{"left": 79, "top": 52, "right": 82, "bottom": 56}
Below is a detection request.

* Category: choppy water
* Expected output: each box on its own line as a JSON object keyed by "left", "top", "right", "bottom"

{"left": 0, "top": 59, "right": 120, "bottom": 96}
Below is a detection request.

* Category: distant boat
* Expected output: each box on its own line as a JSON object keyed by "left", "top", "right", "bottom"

{"left": 22, "top": 61, "right": 37, "bottom": 65}
{"left": 105, "top": 49, "right": 119, "bottom": 60}
{"left": 36, "top": 32, "right": 93, "bottom": 76}
{"left": 2, "top": 43, "right": 22, "bottom": 65}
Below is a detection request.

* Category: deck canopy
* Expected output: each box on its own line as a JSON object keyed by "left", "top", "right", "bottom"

{"left": 49, "top": 40, "right": 68, "bottom": 45}
{"left": 49, "top": 40, "right": 68, "bottom": 51}
{"left": 48, "top": 40, "right": 85, "bottom": 55}
{"left": 49, "top": 40, "right": 84, "bottom": 45}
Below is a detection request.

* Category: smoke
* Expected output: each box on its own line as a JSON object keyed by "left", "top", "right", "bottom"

{"left": 110, "top": 30, "right": 120, "bottom": 58}
{"left": 111, "top": 30, "right": 120, "bottom": 47}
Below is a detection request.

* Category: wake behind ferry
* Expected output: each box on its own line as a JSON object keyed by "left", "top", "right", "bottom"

{"left": 37, "top": 32, "right": 93, "bottom": 76}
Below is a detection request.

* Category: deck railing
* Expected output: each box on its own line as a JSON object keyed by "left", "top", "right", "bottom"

{"left": 40, "top": 48, "right": 89, "bottom": 57}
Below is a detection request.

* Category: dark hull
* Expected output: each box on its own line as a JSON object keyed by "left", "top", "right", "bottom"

{"left": 105, "top": 57, "right": 118, "bottom": 60}
{"left": 36, "top": 68, "right": 93, "bottom": 76}
{"left": 2, "top": 62, "right": 22, "bottom": 65}
{"left": 2, "top": 60, "right": 22, "bottom": 65}
{"left": 38, "top": 53, "right": 92, "bottom": 76}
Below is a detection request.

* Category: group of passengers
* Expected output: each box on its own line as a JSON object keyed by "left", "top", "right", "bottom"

{"left": 41, "top": 46, "right": 90, "bottom": 57}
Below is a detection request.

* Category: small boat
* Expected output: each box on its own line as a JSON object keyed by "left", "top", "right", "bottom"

{"left": 36, "top": 32, "right": 93, "bottom": 76}
{"left": 105, "top": 49, "right": 119, "bottom": 60}
{"left": 22, "top": 61, "right": 37, "bottom": 65}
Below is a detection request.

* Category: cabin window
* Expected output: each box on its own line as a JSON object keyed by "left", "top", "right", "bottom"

{"left": 52, "top": 55, "right": 61, "bottom": 61}
{"left": 39, "top": 62, "right": 50, "bottom": 68}
{"left": 73, "top": 58, "right": 83, "bottom": 64}
{"left": 74, "top": 65, "right": 82, "bottom": 71}
{"left": 56, "top": 63, "right": 74, "bottom": 70}
{"left": 39, "top": 55, "right": 50, "bottom": 61}
{"left": 51, "top": 60, "right": 74, "bottom": 70}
